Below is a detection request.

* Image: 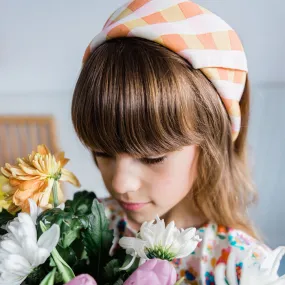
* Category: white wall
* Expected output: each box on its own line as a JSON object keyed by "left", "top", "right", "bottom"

{"left": 1, "top": 0, "right": 284, "bottom": 253}
{"left": 248, "top": 84, "right": 285, "bottom": 248}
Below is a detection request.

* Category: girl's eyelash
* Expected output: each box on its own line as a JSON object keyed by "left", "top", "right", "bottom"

{"left": 94, "top": 152, "right": 166, "bottom": 165}
{"left": 141, "top": 156, "right": 166, "bottom": 165}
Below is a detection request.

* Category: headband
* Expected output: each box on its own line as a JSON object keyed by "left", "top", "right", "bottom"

{"left": 82, "top": 0, "right": 248, "bottom": 141}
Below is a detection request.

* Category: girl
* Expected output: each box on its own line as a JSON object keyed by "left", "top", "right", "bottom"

{"left": 71, "top": 0, "right": 273, "bottom": 283}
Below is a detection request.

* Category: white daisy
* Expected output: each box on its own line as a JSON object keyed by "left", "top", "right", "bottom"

{"left": 119, "top": 215, "right": 201, "bottom": 270}
{"left": 0, "top": 199, "right": 60, "bottom": 285}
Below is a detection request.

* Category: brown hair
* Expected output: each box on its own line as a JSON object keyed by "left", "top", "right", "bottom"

{"left": 72, "top": 37, "right": 258, "bottom": 238}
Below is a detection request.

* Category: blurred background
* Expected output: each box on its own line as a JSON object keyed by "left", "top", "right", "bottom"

{"left": 1, "top": 0, "right": 284, "bottom": 273}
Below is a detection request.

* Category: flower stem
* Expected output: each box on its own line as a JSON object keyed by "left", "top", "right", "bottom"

{"left": 52, "top": 182, "right": 59, "bottom": 208}
{"left": 40, "top": 222, "right": 75, "bottom": 282}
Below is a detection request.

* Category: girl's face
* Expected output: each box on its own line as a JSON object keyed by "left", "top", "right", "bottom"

{"left": 94, "top": 145, "right": 199, "bottom": 230}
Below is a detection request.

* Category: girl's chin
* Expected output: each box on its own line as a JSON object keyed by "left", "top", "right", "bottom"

{"left": 126, "top": 204, "right": 169, "bottom": 225}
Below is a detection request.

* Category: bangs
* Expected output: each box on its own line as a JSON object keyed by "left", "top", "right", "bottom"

{"left": 72, "top": 37, "right": 202, "bottom": 157}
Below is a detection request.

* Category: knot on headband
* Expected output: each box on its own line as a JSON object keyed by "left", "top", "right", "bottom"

{"left": 82, "top": 0, "right": 248, "bottom": 141}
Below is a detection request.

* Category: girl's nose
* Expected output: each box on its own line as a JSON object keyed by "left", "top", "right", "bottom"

{"left": 111, "top": 154, "right": 141, "bottom": 195}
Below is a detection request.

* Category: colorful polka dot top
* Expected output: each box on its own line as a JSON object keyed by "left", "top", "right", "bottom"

{"left": 100, "top": 197, "right": 272, "bottom": 285}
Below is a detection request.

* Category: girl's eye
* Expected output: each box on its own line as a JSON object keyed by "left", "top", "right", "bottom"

{"left": 94, "top": 152, "right": 166, "bottom": 165}
{"left": 140, "top": 156, "right": 166, "bottom": 165}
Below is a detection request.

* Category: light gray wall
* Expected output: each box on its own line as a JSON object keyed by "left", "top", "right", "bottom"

{"left": 1, "top": 0, "right": 284, "bottom": 265}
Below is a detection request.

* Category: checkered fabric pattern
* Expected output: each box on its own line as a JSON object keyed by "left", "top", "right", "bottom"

{"left": 82, "top": 0, "right": 248, "bottom": 141}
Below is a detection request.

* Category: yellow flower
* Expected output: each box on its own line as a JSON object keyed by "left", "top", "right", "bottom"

{"left": 1, "top": 144, "right": 81, "bottom": 212}
{"left": 0, "top": 176, "right": 11, "bottom": 212}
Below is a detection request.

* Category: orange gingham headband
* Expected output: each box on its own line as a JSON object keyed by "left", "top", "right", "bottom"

{"left": 82, "top": 0, "right": 248, "bottom": 141}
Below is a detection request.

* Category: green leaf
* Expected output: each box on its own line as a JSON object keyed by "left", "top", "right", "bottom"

{"left": 120, "top": 255, "right": 140, "bottom": 273}
{"left": 49, "top": 258, "right": 56, "bottom": 267}
{"left": 40, "top": 221, "right": 75, "bottom": 283}
{"left": 54, "top": 271, "right": 64, "bottom": 284}
{"left": 0, "top": 209, "right": 14, "bottom": 235}
{"left": 70, "top": 238, "right": 87, "bottom": 260}
{"left": 61, "top": 218, "right": 83, "bottom": 248}
{"left": 62, "top": 229, "right": 78, "bottom": 248}
{"left": 103, "top": 259, "right": 121, "bottom": 281}
{"left": 37, "top": 208, "right": 66, "bottom": 233}
{"left": 65, "top": 190, "right": 97, "bottom": 215}
{"left": 56, "top": 245, "right": 77, "bottom": 267}
{"left": 39, "top": 268, "right": 56, "bottom": 285}
{"left": 51, "top": 249, "right": 75, "bottom": 283}
{"left": 36, "top": 195, "right": 95, "bottom": 280}
{"left": 37, "top": 206, "right": 87, "bottom": 249}
{"left": 26, "top": 260, "right": 51, "bottom": 285}
{"left": 81, "top": 199, "right": 114, "bottom": 281}
{"left": 102, "top": 254, "right": 140, "bottom": 284}
{"left": 37, "top": 191, "right": 95, "bottom": 250}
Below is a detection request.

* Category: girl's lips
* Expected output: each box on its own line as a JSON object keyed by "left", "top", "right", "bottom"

{"left": 119, "top": 201, "right": 150, "bottom": 211}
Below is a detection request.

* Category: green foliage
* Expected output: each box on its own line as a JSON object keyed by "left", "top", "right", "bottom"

{"left": 0, "top": 209, "right": 14, "bottom": 235}
{"left": 65, "top": 190, "right": 97, "bottom": 215}
{"left": 39, "top": 268, "right": 56, "bottom": 285}
{"left": 25, "top": 259, "right": 51, "bottom": 285}
{"left": 81, "top": 199, "right": 114, "bottom": 283}
{"left": 2, "top": 190, "right": 133, "bottom": 285}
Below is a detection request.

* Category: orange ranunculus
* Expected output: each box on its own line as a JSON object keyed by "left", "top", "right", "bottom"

{"left": 1, "top": 144, "right": 81, "bottom": 212}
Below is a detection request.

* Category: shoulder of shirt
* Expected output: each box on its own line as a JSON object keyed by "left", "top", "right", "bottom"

{"left": 196, "top": 222, "right": 272, "bottom": 263}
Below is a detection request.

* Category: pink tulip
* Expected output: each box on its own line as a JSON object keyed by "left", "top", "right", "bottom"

{"left": 65, "top": 274, "right": 97, "bottom": 285}
{"left": 124, "top": 259, "right": 177, "bottom": 285}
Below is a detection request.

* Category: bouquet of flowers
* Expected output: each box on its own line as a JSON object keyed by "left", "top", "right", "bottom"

{"left": 0, "top": 144, "right": 284, "bottom": 285}
{"left": 0, "top": 145, "right": 201, "bottom": 285}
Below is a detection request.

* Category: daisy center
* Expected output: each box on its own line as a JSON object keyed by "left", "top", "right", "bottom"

{"left": 146, "top": 245, "right": 176, "bottom": 261}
